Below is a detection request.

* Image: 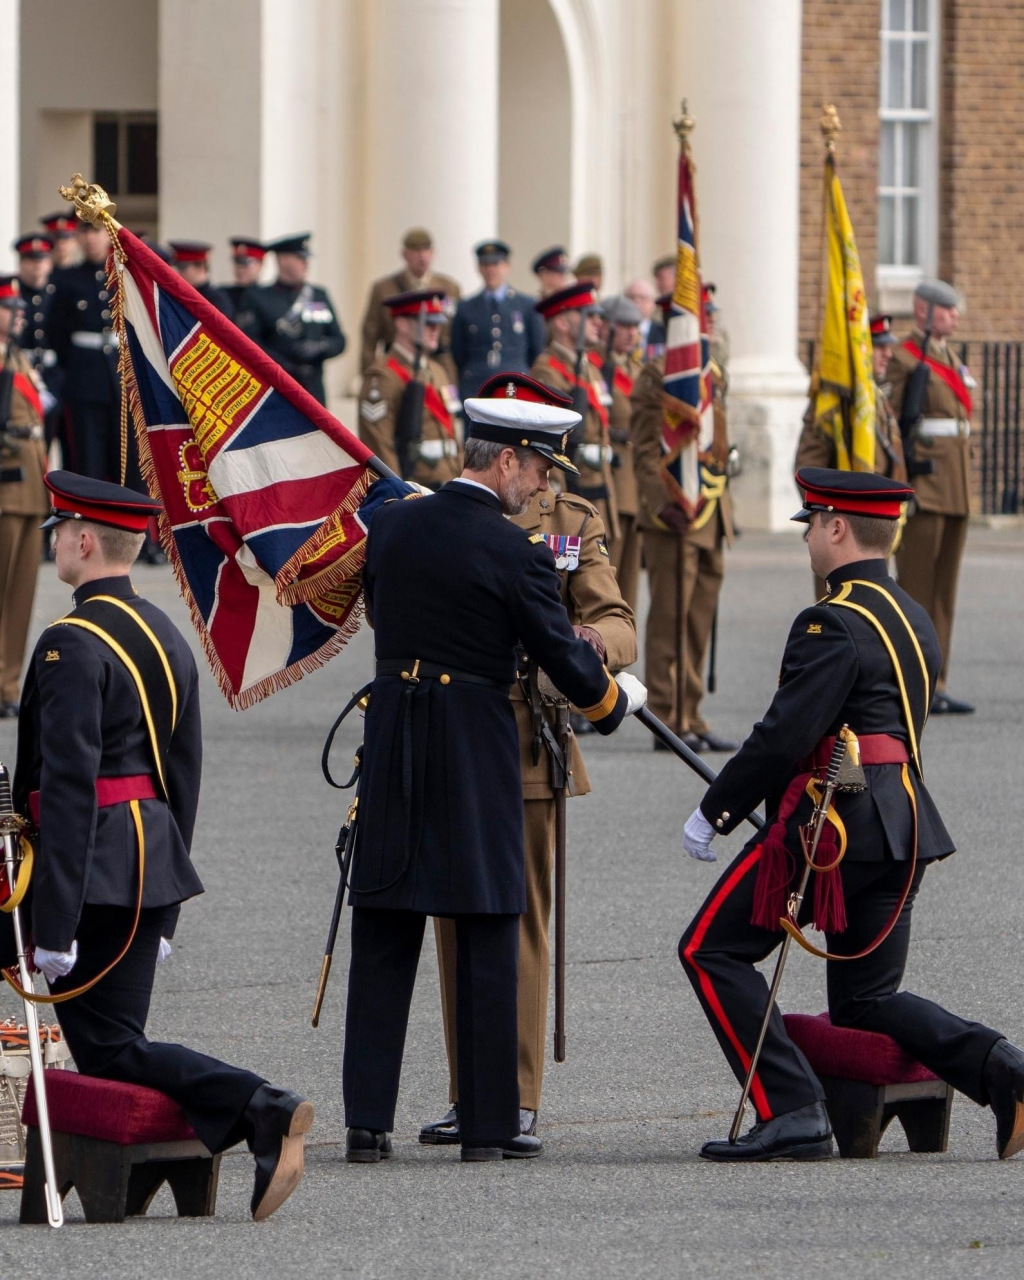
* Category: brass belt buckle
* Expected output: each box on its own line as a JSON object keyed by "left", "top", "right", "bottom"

{"left": 401, "top": 658, "right": 421, "bottom": 684}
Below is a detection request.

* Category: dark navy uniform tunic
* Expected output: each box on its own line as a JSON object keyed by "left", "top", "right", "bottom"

{"left": 249, "top": 281, "right": 346, "bottom": 405}
{"left": 351, "top": 481, "right": 627, "bottom": 916}
{"left": 450, "top": 288, "right": 546, "bottom": 409}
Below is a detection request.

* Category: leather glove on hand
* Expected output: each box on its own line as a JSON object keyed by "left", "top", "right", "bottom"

{"left": 683, "top": 807, "right": 717, "bottom": 862}
{"left": 33, "top": 940, "right": 79, "bottom": 983}
{"left": 157, "top": 937, "right": 173, "bottom": 964}
{"left": 657, "top": 503, "right": 691, "bottom": 535}
{"left": 614, "top": 672, "right": 647, "bottom": 715}
{"left": 573, "top": 624, "right": 606, "bottom": 660}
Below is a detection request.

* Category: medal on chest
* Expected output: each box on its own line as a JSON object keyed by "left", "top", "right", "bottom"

{"left": 542, "top": 533, "right": 582, "bottom": 571}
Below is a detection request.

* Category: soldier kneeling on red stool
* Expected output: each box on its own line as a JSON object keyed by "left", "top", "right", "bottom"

{"left": 0, "top": 472, "right": 313, "bottom": 1219}
{"left": 677, "top": 467, "right": 1024, "bottom": 1161}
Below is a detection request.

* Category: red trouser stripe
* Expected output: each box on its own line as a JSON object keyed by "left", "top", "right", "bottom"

{"left": 681, "top": 844, "right": 774, "bottom": 1121}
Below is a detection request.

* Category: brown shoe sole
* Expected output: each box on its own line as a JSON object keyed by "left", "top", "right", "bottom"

{"left": 999, "top": 1098, "right": 1024, "bottom": 1159}
{"left": 253, "top": 1100, "right": 315, "bottom": 1222}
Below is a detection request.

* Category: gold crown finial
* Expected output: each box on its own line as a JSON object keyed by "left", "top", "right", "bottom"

{"left": 820, "top": 103, "right": 842, "bottom": 155}
{"left": 674, "top": 99, "right": 695, "bottom": 151}
{"left": 57, "top": 174, "right": 121, "bottom": 230}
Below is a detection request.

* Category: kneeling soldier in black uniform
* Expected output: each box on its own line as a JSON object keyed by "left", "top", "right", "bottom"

{"left": 343, "top": 397, "right": 647, "bottom": 1164}
{"left": 678, "top": 468, "right": 1024, "bottom": 1161}
{"left": 3, "top": 472, "right": 313, "bottom": 1220}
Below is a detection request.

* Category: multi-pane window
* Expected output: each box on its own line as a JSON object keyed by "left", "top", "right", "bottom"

{"left": 93, "top": 114, "right": 159, "bottom": 198}
{"left": 878, "top": 0, "right": 937, "bottom": 274}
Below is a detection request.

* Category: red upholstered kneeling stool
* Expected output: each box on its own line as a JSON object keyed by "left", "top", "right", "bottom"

{"left": 19, "top": 1072, "right": 221, "bottom": 1223}
{"left": 784, "top": 1013, "right": 954, "bottom": 1159}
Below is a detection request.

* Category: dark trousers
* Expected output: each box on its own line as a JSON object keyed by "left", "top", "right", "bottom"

{"left": 679, "top": 848, "right": 1001, "bottom": 1121}
{"left": 343, "top": 907, "right": 520, "bottom": 1144}
{"left": 37, "top": 906, "right": 264, "bottom": 1154}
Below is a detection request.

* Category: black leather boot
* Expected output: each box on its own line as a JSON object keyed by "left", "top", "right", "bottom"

{"left": 346, "top": 1127, "right": 393, "bottom": 1163}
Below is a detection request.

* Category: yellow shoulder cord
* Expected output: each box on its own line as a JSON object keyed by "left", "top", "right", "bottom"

{"left": 2, "top": 800, "right": 145, "bottom": 1004}
{"left": 781, "top": 763, "right": 919, "bottom": 960}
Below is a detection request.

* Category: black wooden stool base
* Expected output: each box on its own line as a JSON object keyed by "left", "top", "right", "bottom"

{"left": 819, "top": 1073, "right": 954, "bottom": 1159}
{"left": 19, "top": 1127, "right": 221, "bottom": 1223}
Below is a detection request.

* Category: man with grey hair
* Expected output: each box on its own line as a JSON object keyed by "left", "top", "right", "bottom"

{"left": 887, "top": 279, "right": 975, "bottom": 715}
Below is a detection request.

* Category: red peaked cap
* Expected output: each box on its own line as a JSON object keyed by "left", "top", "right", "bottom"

{"left": 791, "top": 467, "right": 915, "bottom": 523}
{"left": 535, "top": 281, "right": 598, "bottom": 320}
{"left": 42, "top": 470, "right": 163, "bottom": 533}
{"left": 382, "top": 288, "right": 448, "bottom": 319}
{"left": 40, "top": 211, "right": 78, "bottom": 236}
{"left": 15, "top": 234, "right": 54, "bottom": 258}
{"left": 476, "top": 372, "right": 573, "bottom": 408}
{"left": 230, "top": 237, "right": 266, "bottom": 262}
{"left": 169, "top": 241, "right": 212, "bottom": 265}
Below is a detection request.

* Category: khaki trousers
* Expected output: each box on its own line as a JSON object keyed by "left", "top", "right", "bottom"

{"left": 609, "top": 513, "right": 641, "bottom": 615}
{"left": 0, "top": 514, "right": 42, "bottom": 704}
{"left": 682, "top": 541, "right": 725, "bottom": 735}
{"left": 642, "top": 530, "right": 690, "bottom": 731}
{"left": 436, "top": 798, "right": 555, "bottom": 1112}
{"left": 895, "top": 511, "right": 968, "bottom": 690}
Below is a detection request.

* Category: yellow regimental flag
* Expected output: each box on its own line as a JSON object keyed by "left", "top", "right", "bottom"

{"left": 812, "top": 156, "right": 876, "bottom": 472}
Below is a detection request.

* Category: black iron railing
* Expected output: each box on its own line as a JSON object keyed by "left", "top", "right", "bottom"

{"left": 802, "top": 339, "right": 1022, "bottom": 515}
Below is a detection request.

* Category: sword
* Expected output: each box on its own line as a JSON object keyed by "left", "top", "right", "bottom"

{"left": 0, "top": 763, "right": 63, "bottom": 1228}
{"left": 727, "top": 728, "right": 850, "bottom": 1143}
{"left": 552, "top": 701, "right": 570, "bottom": 1062}
{"left": 311, "top": 758, "right": 362, "bottom": 1028}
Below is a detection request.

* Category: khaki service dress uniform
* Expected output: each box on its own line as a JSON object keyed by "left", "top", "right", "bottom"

{"left": 358, "top": 345, "right": 462, "bottom": 491}
{"left": 887, "top": 330, "right": 973, "bottom": 691}
{"left": 592, "top": 348, "right": 643, "bottom": 613}
{"left": 434, "top": 491, "right": 636, "bottom": 1112}
{"left": 681, "top": 361, "right": 735, "bottom": 737}
{"left": 359, "top": 269, "right": 461, "bottom": 382}
{"left": 0, "top": 345, "right": 48, "bottom": 708}
{"left": 531, "top": 341, "right": 620, "bottom": 546}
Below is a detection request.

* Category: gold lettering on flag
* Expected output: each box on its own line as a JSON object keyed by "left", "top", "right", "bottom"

{"left": 171, "top": 333, "right": 263, "bottom": 458}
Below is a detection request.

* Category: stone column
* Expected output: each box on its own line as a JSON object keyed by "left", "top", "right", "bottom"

{"left": 0, "top": 1, "right": 20, "bottom": 272}
{"left": 364, "top": 0, "right": 500, "bottom": 292}
{"left": 675, "top": 0, "right": 808, "bottom": 530}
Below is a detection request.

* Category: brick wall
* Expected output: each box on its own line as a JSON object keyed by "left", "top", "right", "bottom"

{"left": 800, "top": 0, "right": 1024, "bottom": 344}
{"left": 798, "top": 0, "right": 881, "bottom": 344}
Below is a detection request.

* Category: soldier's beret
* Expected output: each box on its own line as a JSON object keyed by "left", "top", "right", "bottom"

{"left": 791, "top": 467, "right": 915, "bottom": 523}
{"left": 40, "top": 210, "right": 78, "bottom": 237}
{"left": 382, "top": 288, "right": 448, "bottom": 323}
{"left": 403, "top": 228, "right": 433, "bottom": 251}
{"left": 652, "top": 255, "right": 676, "bottom": 276}
{"left": 168, "top": 241, "right": 212, "bottom": 265}
{"left": 230, "top": 237, "right": 266, "bottom": 262}
{"left": 475, "top": 240, "right": 511, "bottom": 264}
{"left": 42, "top": 470, "right": 163, "bottom": 532}
{"left": 14, "top": 234, "right": 54, "bottom": 259}
{"left": 574, "top": 253, "right": 602, "bottom": 281}
{"left": 914, "top": 279, "right": 958, "bottom": 309}
{"left": 601, "top": 295, "right": 642, "bottom": 327}
{"left": 267, "top": 233, "right": 312, "bottom": 258}
{"left": 535, "top": 281, "right": 599, "bottom": 320}
{"left": 531, "top": 246, "right": 569, "bottom": 276}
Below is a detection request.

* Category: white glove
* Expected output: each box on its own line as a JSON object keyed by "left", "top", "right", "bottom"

{"left": 614, "top": 672, "right": 647, "bottom": 716}
{"left": 34, "top": 940, "right": 79, "bottom": 983}
{"left": 157, "top": 937, "right": 173, "bottom": 964}
{"left": 683, "top": 807, "right": 717, "bottom": 862}
{"left": 580, "top": 443, "right": 604, "bottom": 469}
{"left": 409, "top": 483, "right": 434, "bottom": 497}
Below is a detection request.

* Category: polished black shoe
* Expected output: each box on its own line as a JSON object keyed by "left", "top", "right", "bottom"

{"left": 983, "top": 1039, "right": 1024, "bottom": 1159}
{"left": 346, "top": 1127, "right": 393, "bottom": 1163}
{"left": 697, "top": 730, "right": 738, "bottom": 752}
{"left": 680, "top": 731, "right": 708, "bottom": 754}
{"left": 699, "top": 1101, "right": 833, "bottom": 1162}
{"left": 419, "top": 1104, "right": 460, "bottom": 1145}
{"left": 461, "top": 1134, "right": 543, "bottom": 1162}
{"left": 570, "top": 711, "right": 597, "bottom": 736}
{"left": 931, "top": 691, "right": 975, "bottom": 715}
{"left": 245, "top": 1084, "right": 314, "bottom": 1220}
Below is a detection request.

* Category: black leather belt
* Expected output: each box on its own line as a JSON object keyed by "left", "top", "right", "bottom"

{"left": 375, "top": 659, "right": 508, "bottom": 691}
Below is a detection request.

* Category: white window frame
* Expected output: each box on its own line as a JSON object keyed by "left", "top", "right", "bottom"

{"left": 876, "top": 0, "right": 940, "bottom": 310}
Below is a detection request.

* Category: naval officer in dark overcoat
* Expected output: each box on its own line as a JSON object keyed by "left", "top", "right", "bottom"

{"left": 342, "top": 398, "right": 647, "bottom": 1164}
{"left": 3, "top": 471, "right": 314, "bottom": 1221}
{"left": 678, "top": 468, "right": 1024, "bottom": 1163}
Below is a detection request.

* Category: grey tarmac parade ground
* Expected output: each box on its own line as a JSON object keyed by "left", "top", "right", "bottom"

{"left": 0, "top": 522, "right": 1021, "bottom": 1279}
